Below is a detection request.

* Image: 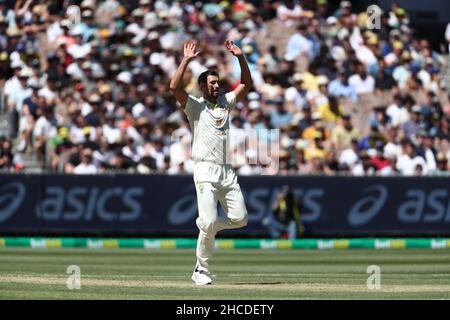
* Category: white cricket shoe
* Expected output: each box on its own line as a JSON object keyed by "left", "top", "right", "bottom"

{"left": 191, "top": 265, "right": 212, "bottom": 285}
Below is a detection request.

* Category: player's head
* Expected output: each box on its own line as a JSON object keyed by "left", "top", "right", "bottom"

{"left": 198, "top": 69, "right": 220, "bottom": 101}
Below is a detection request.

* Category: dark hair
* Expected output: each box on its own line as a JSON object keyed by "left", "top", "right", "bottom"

{"left": 393, "top": 93, "right": 402, "bottom": 102}
{"left": 198, "top": 69, "right": 219, "bottom": 86}
{"left": 328, "top": 95, "right": 338, "bottom": 107}
{"left": 400, "top": 138, "right": 414, "bottom": 147}
{"left": 297, "top": 24, "right": 307, "bottom": 32}
{"left": 403, "top": 94, "right": 415, "bottom": 106}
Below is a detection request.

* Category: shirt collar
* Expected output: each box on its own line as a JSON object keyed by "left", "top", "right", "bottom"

{"left": 201, "top": 96, "right": 221, "bottom": 109}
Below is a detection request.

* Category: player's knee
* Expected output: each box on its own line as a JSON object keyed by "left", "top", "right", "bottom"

{"left": 197, "top": 217, "right": 217, "bottom": 234}
{"left": 232, "top": 213, "right": 248, "bottom": 228}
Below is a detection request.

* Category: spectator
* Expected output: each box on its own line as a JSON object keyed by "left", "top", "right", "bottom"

{"left": 375, "top": 60, "right": 396, "bottom": 91}
{"left": 303, "top": 115, "right": 330, "bottom": 142}
{"left": 261, "top": 44, "right": 280, "bottom": 74}
{"left": 308, "top": 75, "right": 329, "bottom": 110}
{"left": 369, "top": 106, "right": 391, "bottom": 134}
{"left": 260, "top": 71, "right": 283, "bottom": 100}
{"left": 304, "top": 131, "right": 327, "bottom": 161}
{"left": 386, "top": 94, "right": 410, "bottom": 128}
{"left": 402, "top": 105, "right": 426, "bottom": 139}
{"left": 418, "top": 131, "right": 437, "bottom": 172}
{"left": 49, "top": 126, "right": 73, "bottom": 172}
{"left": 378, "top": 152, "right": 399, "bottom": 176}
{"left": 33, "top": 105, "right": 57, "bottom": 167}
{"left": 435, "top": 117, "right": 450, "bottom": 142}
{"left": 333, "top": 1, "right": 352, "bottom": 18}
{"left": 0, "top": 137, "right": 22, "bottom": 171}
{"left": 348, "top": 62, "right": 375, "bottom": 95}
{"left": 383, "top": 126, "right": 402, "bottom": 160}
{"left": 324, "top": 150, "right": 339, "bottom": 174}
{"left": 430, "top": 152, "right": 449, "bottom": 175}
{"left": 284, "top": 23, "right": 313, "bottom": 61}
{"left": 370, "top": 141, "right": 391, "bottom": 172}
{"left": 331, "top": 114, "right": 360, "bottom": 151}
{"left": 307, "top": 156, "right": 326, "bottom": 175}
{"left": 392, "top": 48, "right": 412, "bottom": 90}
{"left": 284, "top": 73, "right": 308, "bottom": 112}
{"left": 359, "top": 124, "right": 387, "bottom": 151}
{"left": 396, "top": 139, "right": 428, "bottom": 176}
{"left": 352, "top": 150, "right": 377, "bottom": 176}
{"left": 277, "top": 0, "right": 303, "bottom": 27}
{"left": 17, "top": 79, "right": 41, "bottom": 153}
{"left": 317, "top": 95, "right": 343, "bottom": 123}
{"left": 298, "top": 104, "right": 314, "bottom": 132}
{"left": 294, "top": 144, "right": 310, "bottom": 173}
{"left": 269, "top": 98, "right": 292, "bottom": 129}
{"left": 328, "top": 70, "right": 358, "bottom": 101}
{"left": 73, "top": 148, "right": 99, "bottom": 174}
{"left": 102, "top": 114, "right": 122, "bottom": 146}
{"left": 339, "top": 137, "right": 359, "bottom": 168}
{"left": 121, "top": 137, "right": 141, "bottom": 164}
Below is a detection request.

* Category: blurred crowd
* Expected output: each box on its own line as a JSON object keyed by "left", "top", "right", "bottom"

{"left": 0, "top": 0, "right": 450, "bottom": 176}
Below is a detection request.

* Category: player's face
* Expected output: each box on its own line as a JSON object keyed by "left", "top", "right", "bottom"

{"left": 202, "top": 75, "right": 220, "bottom": 100}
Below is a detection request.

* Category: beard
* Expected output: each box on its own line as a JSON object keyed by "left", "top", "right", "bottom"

{"left": 207, "top": 90, "right": 220, "bottom": 100}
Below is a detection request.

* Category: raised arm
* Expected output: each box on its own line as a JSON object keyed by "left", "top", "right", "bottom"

{"left": 224, "top": 40, "right": 253, "bottom": 102}
{"left": 169, "top": 41, "right": 200, "bottom": 108}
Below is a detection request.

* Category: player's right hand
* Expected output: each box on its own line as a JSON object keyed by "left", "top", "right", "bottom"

{"left": 184, "top": 41, "right": 200, "bottom": 61}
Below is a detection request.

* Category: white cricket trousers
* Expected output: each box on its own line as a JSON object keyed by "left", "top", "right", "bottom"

{"left": 193, "top": 161, "right": 248, "bottom": 270}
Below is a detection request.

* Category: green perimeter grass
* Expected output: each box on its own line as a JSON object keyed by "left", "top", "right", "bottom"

{"left": 0, "top": 248, "right": 449, "bottom": 299}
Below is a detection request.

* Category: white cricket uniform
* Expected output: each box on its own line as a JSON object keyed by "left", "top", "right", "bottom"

{"left": 184, "top": 92, "right": 248, "bottom": 270}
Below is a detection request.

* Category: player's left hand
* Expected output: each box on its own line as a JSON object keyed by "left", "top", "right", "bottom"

{"left": 224, "top": 40, "right": 243, "bottom": 56}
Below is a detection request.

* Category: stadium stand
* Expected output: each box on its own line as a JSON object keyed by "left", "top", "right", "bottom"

{"left": 0, "top": 0, "right": 449, "bottom": 176}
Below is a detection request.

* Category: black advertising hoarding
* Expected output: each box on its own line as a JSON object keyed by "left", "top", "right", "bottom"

{"left": 0, "top": 174, "right": 450, "bottom": 236}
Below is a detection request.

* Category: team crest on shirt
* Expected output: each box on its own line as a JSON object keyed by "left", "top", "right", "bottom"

{"left": 210, "top": 106, "right": 228, "bottom": 129}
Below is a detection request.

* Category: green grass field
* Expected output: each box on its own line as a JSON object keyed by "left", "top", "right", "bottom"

{"left": 0, "top": 248, "right": 449, "bottom": 299}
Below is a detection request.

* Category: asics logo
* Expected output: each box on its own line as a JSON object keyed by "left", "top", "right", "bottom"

{"left": 0, "top": 183, "right": 26, "bottom": 223}
{"left": 348, "top": 185, "right": 387, "bottom": 226}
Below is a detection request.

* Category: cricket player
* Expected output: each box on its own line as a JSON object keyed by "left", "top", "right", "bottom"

{"left": 170, "top": 40, "right": 253, "bottom": 285}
